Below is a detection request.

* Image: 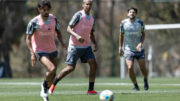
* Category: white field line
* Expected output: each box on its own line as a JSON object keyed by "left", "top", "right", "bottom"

{"left": 0, "top": 82, "right": 180, "bottom": 86}
{"left": 0, "top": 90, "right": 180, "bottom": 96}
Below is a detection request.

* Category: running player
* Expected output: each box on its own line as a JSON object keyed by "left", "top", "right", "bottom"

{"left": 49, "top": 0, "right": 98, "bottom": 95}
{"left": 119, "top": 7, "right": 149, "bottom": 91}
{"left": 26, "top": 0, "right": 66, "bottom": 101}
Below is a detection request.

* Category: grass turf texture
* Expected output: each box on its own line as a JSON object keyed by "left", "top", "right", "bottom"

{"left": 0, "top": 77, "right": 180, "bottom": 101}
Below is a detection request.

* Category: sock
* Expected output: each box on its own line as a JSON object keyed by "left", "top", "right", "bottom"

{"left": 53, "top": 78, "right": 60, "bottom": 86}
{"left": 134, "top": 83, "right": 139, "bottom": 88}
{"left": 43, "top": 80, "right": 49, "bottom": 93}
{"left": 43, "top": 80, "right": 48, "bottom": 89}
{"left": 144, "top": 78, "right": 148, "bottom": 83}
{"left": 88, "top": 82, "right": 94, "bottom": 91}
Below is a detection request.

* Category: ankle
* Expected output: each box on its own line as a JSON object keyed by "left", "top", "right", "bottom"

{"left": 88, "top": 82, "right": 94, "bottom": 91}
{"left": 134, "top": 83, "right": 139, "bottom": 88}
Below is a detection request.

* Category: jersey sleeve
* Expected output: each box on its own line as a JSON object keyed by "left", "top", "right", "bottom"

{"left": 120, "top": 22, "right": 124, "bottom": 34}
{"left": 69, "top": 12, "right": 81, "bottom": 27}
{"left": 137, "top": 19, "right": 145, "bottom": 33}
{"left": 26, "top": 18, "right": 39, "bottom": 35}
{"left": 54, "top": 16, "right": 61, "bottom": 31}
{"left": 26, "top": 20, "right": 35, "bottom": 35}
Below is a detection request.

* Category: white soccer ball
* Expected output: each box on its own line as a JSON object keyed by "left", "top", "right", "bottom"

{"left": 99, "top": 90, "right": 114, "bottom": 101}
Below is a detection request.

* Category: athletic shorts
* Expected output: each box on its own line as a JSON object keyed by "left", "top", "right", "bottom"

{"left": 35, "top": 51, "right": 58, "bottom": 61}
{"left": 65, "top": 46, "right": 95, "bottom": 66}
{"left": 124, "top": 49, "right": 145, "bottom": 61}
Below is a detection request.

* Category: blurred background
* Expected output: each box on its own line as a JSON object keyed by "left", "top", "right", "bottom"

{"left": 0, "top": 0, "right": 180, "bottom": 78}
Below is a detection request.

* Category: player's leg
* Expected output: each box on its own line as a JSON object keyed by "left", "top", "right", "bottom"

{"left": 83, "top": 46, "right": 97, "bottom": 95}
{"left": 124, "top": 50, "right": 139, "bottom": 91}
{"left": 41, "top": 56, "right": 57, "bottom": 86}
{"left": 49, "top": 57, "right": 58, "bottom": 87}
{"left": 137, "top": 59, "right": 149, "bottom": 90}
{"left": 55, "top": 64, "right": 75, "bottom": 84}
{"left": 49, "top": 64, "right": 75, "bottom": 94}
{"left": 40, "top": 56, "right": 56, "bottom": 101}
{"left": 125, "top": 59, "right": 139, "bottom": 91}
{"left": 49, "top": 47, "right": 80, "bottom": 94}
{"left": 87, "top": 58, "right": 97, "bottom": 95}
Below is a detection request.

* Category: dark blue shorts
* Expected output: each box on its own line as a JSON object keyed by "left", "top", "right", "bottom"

{"left": 124, "top": 49, "right": 145, "bottom": 61}
{"left": 35, "top": 51, "right": 58, "bottom": 61}
{"left": 65, "top": 46, "right": 95, "bottom": 66}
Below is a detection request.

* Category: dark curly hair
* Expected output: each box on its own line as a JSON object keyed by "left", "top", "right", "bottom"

{"left": 37, "top": 0, "right": 51, "bottom": 9}
{"left": 127, "top": 7, "right": 138, "bottom": 14}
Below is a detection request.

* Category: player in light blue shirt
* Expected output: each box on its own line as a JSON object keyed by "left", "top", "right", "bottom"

{"left": 119, "top": 7, "right": 149, "bottom": 91}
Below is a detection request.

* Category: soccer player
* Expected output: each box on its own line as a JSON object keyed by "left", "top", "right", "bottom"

{"left": 49, "top": 0, "right": 98, "bottom": 95}
{"left": 119, "top": 7, "right": 149, "bottom": 91}
{"left": 26, "top": 0, "right": 66, "bottom": 101}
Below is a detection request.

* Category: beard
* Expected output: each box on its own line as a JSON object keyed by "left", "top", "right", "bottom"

{"left": 129, "top": 15, "right": 135, "bottom": 20}
{"left": 43, "top": 13, "right": 49, "bottom": 17}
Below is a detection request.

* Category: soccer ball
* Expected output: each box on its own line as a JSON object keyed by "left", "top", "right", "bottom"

{"left": 99, "top": 90, "right": 114, "bottom": 101}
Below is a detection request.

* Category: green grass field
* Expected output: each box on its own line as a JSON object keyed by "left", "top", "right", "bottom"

{"left": 0, "top": 77, "right": 180, "bottom": 101}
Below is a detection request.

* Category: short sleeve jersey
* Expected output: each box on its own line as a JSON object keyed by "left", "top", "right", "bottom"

{"left": 68, "top": 10, "right": 94, "bottom": 47}
{"left": 26, "top": 15, "right": 60, "bottom": 35}
{"left": 69, "top": 10, "right": 95, "bottom": 32}
{"left": 26, "top": 14, "right": 60, "bottom": 52}
{"left": 120, "top": 18, "right": 145, "bottom": 51}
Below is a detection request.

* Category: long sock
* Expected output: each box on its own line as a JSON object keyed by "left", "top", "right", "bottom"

{"left": 53, "top": 78, "right": 60, "bottom": 86}
{"left": 144, "top": 78, "right": 148, "bottom": 83}
{"left": 88, "top": 82, "right": 94, "bottom": 91}
{"left": 134, "top": 83, "right": 139, "bottom": 88}
{"left": 43, "top": 80, "right": 48, "bottom": 93}
{"left": 43, "top": 80, "right": 48, "bottom": 88}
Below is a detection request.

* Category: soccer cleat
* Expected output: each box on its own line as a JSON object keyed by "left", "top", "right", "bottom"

{"left": 87, "top": 90, "right": 98, "bottom": 95}
{"left": 133, "top": 86, "right": 140, "bottom": 91}
{"left": 49, "top": 84, "right": 55, "bottom": 95}
{"left": 40, "top": 84, "right": 49, "bottom": 101}
{"left": 41, "top": 96, "right": 49, "bottom": 101}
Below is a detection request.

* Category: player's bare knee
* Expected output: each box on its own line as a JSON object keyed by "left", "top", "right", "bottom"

{"left": 128, "top": 67, "right": 133, "bottom": 71}
{"left": 68, "top": 67, "right": 75, "bottom": 72}
{"left": 49, "top": 66, "right": 56, "bottom": 73}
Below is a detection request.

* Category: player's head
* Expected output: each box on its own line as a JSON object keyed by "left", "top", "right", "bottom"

{"left": 82, "top": 0, "right": 93, "bottom": 14}
{"left": 37, "top": 0, "right": 51, "bottom": 17}
{"left": 127, "top": 7, "right": 138, "bottom": 20}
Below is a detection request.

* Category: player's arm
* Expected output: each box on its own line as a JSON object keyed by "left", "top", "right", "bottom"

{"left": 67, "top": 26, "right": 84, "bottom": 43}
{"left": 140, "top": 31, "right": 145, "bottom": 44}
{"left": 90, "top": 30, "right": 98, "bottom": 52}
{"left": 26, "top": 35, "right": 34, "bottom": 56}
{"left": 54, "top": 17, "right": 67, "bottom": 49}
{"left": 26, "top": 34, "right": 37, "bottom": 66}
{"left": 26, "top": 21, "right": 37, "bottom": 66}
{"left": 119, "top": 22, "right": 124, "bottom": 56}
{"left": 119, "top": 33, "right": 124, "bottom": 56}
{"left": 67, "top": 12, "right": 84, "bottom": 43}
{"left": 136, "top": 21, "right": 145, "bottom": 52}
{"left": 55, "top": 29, "right": 67, "bottom": 49}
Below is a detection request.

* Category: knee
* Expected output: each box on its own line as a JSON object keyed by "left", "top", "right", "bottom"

{"left": 49, "top": 66, "right": 57, "bottom": 73}
{"left": 67, "top": 66, "right": 75, "bottom": 72}
{"left": 63, "top": 65, "right": 75, "bottom": 73}
{"left": 128, "top": 66, "right": 133, "bottom": 71}
{"left": 88, "top": 60, "right": 97, "bottom": 68}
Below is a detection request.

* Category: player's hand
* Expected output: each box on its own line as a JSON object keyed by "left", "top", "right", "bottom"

{"left": 76, "top": 35, "right": 84, "bottom": 43}
{"left": 119, "top": 48, "right": 124, "bottom": 56}
{"left": 136, "top": 43, "right": 142, "bottom": 52}
{"left": 62, "top": 43, "right": 67, "bottom": 50}
{"left": 31, "top": 54, "right": 37, "bottom": 67}
{"left": 93, "top": 44, "right": 98, "bottom": 52}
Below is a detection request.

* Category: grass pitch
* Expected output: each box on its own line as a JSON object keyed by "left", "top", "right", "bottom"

{"left": 0, "top": 77, "right": 180, "bottom": 101}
